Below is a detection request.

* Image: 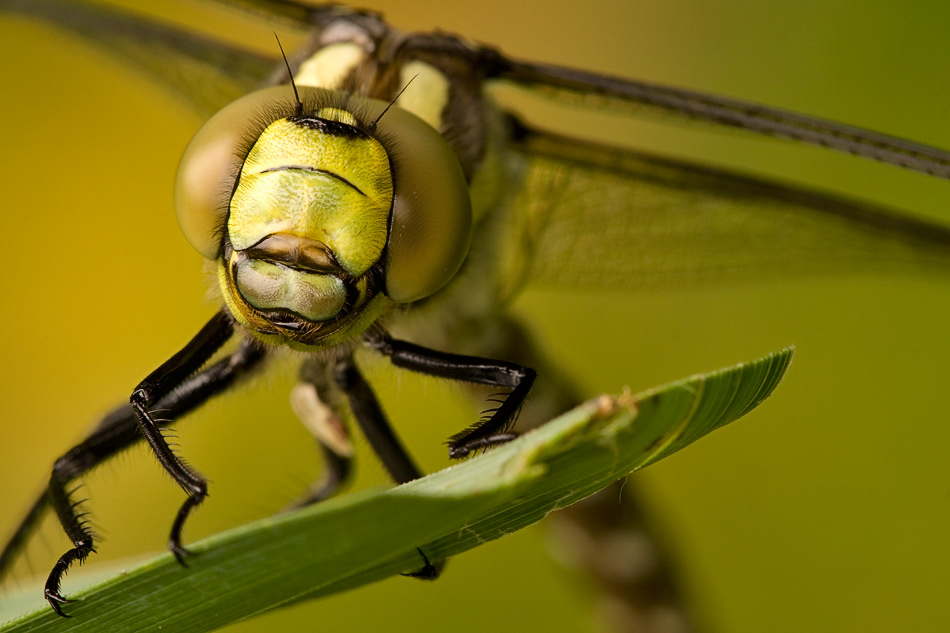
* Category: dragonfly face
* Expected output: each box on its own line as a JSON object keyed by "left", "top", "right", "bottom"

{"left": 1, "top": 1, "right": 949, "bottom": 631}
{"left": 176, "top": 85, "right": 471, "bottom": 347}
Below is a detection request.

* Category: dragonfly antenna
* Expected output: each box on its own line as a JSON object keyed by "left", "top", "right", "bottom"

{"left": 274, "top": 32, "right": 302, "bottom": 116}
{"left": 370, "top": 74, "right": 418, "bottom": 131}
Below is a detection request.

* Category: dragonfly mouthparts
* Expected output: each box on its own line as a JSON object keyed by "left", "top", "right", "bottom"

{"left": 243, "top": 233, "right": 343, "bottom": 276}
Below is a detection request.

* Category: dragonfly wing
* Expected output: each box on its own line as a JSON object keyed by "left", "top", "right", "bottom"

{"left": 1, "top": 0, "right": 278, "bottom": 117}
{"left": 483, "top": 49, "right": 950, "bottom": 180}
{"left": 204, "top": 0, "right": 316, "bottom": 27}
{"left": 503, "top": 121, "right": 950, "bottom": 290}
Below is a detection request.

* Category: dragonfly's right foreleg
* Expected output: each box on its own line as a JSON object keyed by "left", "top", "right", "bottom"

{"left": 129, "top": 312, "right": 237, "bottom": 565}
{"left": 1, "top": 337, "right": 267, "bottom": 617}
{"left": 41, "top": 404, "right": 143, "bottom": 615}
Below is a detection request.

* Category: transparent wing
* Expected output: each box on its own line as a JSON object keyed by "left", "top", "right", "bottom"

{"left": 204, "top": 0, "right": 315, "bottom": 26}
{"left": 0, "top": 0, "right": 279, "bottom": 116}
{"left": 481, "top": 49, "right": 950, "bottom": 180}
{"left": 504, "top": 122, "right": 950, "bottom": 289}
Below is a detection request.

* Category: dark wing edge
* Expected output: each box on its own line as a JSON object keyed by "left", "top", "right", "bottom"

{"left": 205, "top": 0, "right": 319, "bottom": 27}
{"left": 0, "top": 0, "right": 280, "bottom": 117}
{"left": 480, "top": 47, "right": 950, "bottom": 181}
{"left": 502, "top": 119, "right": 950, "bottom": 289}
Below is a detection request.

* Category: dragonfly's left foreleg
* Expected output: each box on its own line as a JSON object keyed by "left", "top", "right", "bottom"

{"left": 366, "top": 333, "right": 536, "bottom": 458}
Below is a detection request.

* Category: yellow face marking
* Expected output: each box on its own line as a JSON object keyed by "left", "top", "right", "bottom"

{"left": 316, "top": 107, "right": 358, "bottom": 126}
{"left": 228, "top": 117, "right": 393, "bottom": 277}
{"left": 396, "top": 61, "right": 450, "bottom": 131}
{"left": 296, "top": 42, "right": 366, "bottom": 89}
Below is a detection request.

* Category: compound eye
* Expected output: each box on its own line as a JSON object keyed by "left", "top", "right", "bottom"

{"left": 175, "top": 87, "right": 298, "bottom": 260}
{"left": 375, "top": 106, "right": 472, "bottom": 303}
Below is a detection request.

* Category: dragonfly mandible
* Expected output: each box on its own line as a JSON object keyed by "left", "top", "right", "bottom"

{"left": 1, "top": 1, "right": 949, "bottom": 631}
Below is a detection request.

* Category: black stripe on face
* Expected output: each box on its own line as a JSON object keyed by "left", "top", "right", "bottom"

{"left": 289, "top": 115, "right": 368, "bottom": 139}
{"left": 258, "top": 165, "right": 366, "bottom": 196}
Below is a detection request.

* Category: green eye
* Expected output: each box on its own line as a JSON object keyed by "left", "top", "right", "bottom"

{"left": 174, "top": 88, "right": 294, "bottom": 260}
{"left": 370, "top": 101, "right": 473, "bottom": 303}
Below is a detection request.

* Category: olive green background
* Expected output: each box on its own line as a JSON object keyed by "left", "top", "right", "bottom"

{"left": 1, "top": 1, "right": 949, "bottom": 631}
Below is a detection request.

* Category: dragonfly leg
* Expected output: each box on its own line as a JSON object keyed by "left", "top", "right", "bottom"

{"left": 287, "top": 445, "right": 352, "bottom": 509}
{"left": 366, "top": 333, "right": 536, "bottom": 458}
{"left": 40, "top": 404, "right": 140, "bottom": 616}
{"left": 129, "top": 311, "right": 237, "bottom": 565}
{"left": 286, "top": 361, "right": 356, "bottom": 508}
{"left": 333, "top": 357, "right": 423, "bottom": 484}
{"left": 332, "top": 356, "right": 443, "bottom": 578}
{"left": 400, "top": 547, "right": 443, "bottom": 581}
{"left": 2, "top": 336, "right": 266, "bottom": 616}
{"left": 473, "top": 317, "right": 697, "bottom": 632}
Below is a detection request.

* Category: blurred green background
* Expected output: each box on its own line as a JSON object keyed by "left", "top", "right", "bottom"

{"left": 1, "top": 1, "right": 949, "bottom": 631}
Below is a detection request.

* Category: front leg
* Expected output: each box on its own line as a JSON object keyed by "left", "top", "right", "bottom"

{"left": 13, "top": 335, "right": 265, "bottom": 616}
{"left": 129, "top": 311, "right": 235, "bottom": 563}
{"left": 365, "top": 333, "right": 536, "bottom": 458}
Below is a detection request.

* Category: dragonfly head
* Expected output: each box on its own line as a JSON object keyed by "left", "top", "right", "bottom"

{"left": 174, "top": 86, "right": 472, "bottom": 347}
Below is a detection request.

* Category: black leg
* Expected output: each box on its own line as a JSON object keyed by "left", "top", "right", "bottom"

{"left": 1, "top": 333, "right": 266, "bottom": 616}
{"left": 129, "top": 311, "right": 235, "bottom": 565}
{"left": 366, "top": 333, "right": 536, "bottom": 458}
{"left": 288, "top": 446, "right": 352, "bottom": 508}
{"left": 400, "top": 547, "right": 443, "bottom": 580}
{"left": 332, "top": 358, "right": 423, "bottom": 484}
{"left": 331, "top": 356, "right": 443, "bottom": 578}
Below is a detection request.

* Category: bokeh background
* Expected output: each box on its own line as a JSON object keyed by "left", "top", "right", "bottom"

{"left": 2, "top": 1, "right": 950, "bottom": 631}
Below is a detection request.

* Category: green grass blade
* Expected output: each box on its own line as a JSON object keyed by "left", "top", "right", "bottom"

{"left": 0, "top": 347, "right": 793, "bottom": 632}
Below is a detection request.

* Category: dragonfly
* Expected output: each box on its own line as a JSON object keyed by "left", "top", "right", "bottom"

{"left": 5, "top": 0, "right": 950, "bottom": 628}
